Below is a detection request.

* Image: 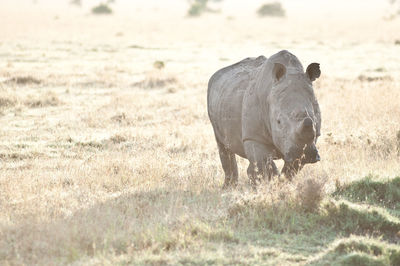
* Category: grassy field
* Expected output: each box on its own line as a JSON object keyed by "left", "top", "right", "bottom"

{"left": 1, "top": 0, "right": 400, "bottom": 265}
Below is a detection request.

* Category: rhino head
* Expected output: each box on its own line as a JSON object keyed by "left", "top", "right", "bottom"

{"left": 268, "top": 62, "right": 321, "bottom": 179}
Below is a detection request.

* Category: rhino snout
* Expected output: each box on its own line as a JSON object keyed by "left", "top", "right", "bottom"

{"left": 285, "top": 144, "right": 320, "bottom": 164}
{"left": 304, "top": 145, "right": 320, "bottom": 164}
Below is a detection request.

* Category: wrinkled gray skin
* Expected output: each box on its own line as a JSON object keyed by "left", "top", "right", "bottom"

{"left": 207, "top": 50, "right": 321, "bottom": 188}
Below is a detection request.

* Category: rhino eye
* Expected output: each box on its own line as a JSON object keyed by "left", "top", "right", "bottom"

{"left": 277, "top": 119, "right": 281, "bottom": 124}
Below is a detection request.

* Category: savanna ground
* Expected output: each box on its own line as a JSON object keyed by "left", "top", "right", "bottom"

{"left": 1, "top": 0, "right": 400, "bottom": 265}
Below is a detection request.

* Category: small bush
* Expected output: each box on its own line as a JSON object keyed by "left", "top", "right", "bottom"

{"left": 24, "top": 92, "right": 61, "bottom": 108}
{"left": 70, "top": 0, "right": 81, "bottom": 6}
{"left": 188, "top": 0, "right": 208, "bottom": 17}
{"left": 0, "top": 152, "right": 34, "bottom": 161}
{"left": 153, "top": 61, "right": 165, "bottom": 70}
{"left": 358, "top": 74, "right": 393, "bottom": 82}
{"left": 257, "top": 2, "right": 285, "bottom": 17}
{"left": 132, "top": 72, "right": 178, "bottom": 89}
{"left": 187, "top": 0, "right": 220, "bottom": 17}
{"left": 0, "top": 97, "right": 16, "bottom": 108}
{"left": 75, "top": 140, "right": 103, "bottom": 149}
{"left": 110, "top": 112, "right": 129, "bottom": 124}
{"left": 109, "top": 134, "right": 127, "bottom": 144}
{"left": 296, "top": 177, "right": 326, "bottom": 212}
{"left": 92, "top": 3, "right": 112, "bottom": 15}
{"left": 4, "top": 76, "right": 41, "bottom": 85}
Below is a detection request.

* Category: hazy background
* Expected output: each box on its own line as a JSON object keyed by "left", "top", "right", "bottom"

{"left": 1, "top": 0, "right": 399, "bottom": 80}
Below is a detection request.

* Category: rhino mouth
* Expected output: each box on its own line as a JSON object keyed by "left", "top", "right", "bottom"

{"left": 282, "top": 150, "right": 320, "bottom": 180}
{"left": 302, "top": 149, "right": 320, "bottom": 164}
{"left": 284, "top": 144, "right": 320, "bottom": 164}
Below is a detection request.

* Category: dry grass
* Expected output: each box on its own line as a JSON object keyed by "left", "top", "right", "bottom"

{"left": 1, "top": 0, "right": 400, "bottom": 264}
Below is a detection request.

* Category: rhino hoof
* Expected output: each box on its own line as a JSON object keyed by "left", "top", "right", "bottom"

{"left": 222, "top": 179, "right": 238, "bottom": 190}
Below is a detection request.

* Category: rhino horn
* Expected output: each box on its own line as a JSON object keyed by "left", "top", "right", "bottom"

{"left": 299, "top": 117, "right": 315, "bottom": 141}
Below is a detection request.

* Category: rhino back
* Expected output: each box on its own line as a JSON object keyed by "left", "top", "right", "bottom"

{"left": 207, "top": 56, "right": 266, "bottom": 157}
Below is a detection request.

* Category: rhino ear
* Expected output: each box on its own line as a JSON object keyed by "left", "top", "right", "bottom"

{"left": 306, "top": 63, "right": 321, "bottom": 82}
{"left": 272, "top": 63, "right": 286, "bottom": 83}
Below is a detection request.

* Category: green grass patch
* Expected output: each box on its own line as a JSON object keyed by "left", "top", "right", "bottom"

{"left": 309, "top": 237, "right": 400, "bottom": 265}
{"left": 229, "top": 189, "right": 399, "bottom": 241}
{"left": 228, "top": 197, "right": 324, "bottom": 234}
{"left": 333, "top": 175, "right": 400, "bottom": 212}
{"left": 189, "top": 222, "right": 239, "bottom": 243}
{"left": 228, "top": 177, "right": 327, "bottom": 234}
{"left": 323, "top": 200, "right": 400, "bottom": 240}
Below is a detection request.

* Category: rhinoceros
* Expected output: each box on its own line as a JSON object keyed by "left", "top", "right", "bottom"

{"left": 207, "top": 50, "right": 321, "bottom": 188}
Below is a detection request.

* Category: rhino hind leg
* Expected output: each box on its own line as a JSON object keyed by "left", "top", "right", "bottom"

{"left": 216, "top": 139, "right": 238, "bottom": 189}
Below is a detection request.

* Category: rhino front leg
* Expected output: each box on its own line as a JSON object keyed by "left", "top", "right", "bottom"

{"left": 282, "top": 160, "right": 303, "bottom": 180}
{"left": 244, "top": 140, "right": 279, "bottom": 188}
{"left": 216, "top": 139, "right": 238, "bottom": 189}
